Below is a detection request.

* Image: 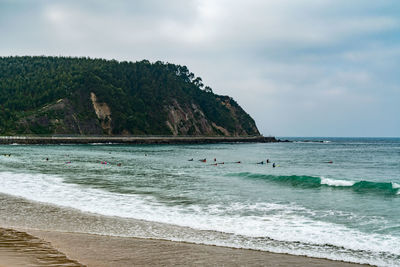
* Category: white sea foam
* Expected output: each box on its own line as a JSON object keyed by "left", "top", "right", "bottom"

{"left": 0, "top": 171, "right": 399, "bottom": 266}
{"left": 320, "top": 177, "right": 356, "bottom": 187}
{"left": 394, "top": 183, "right": 400, "bottom": 195}
{"left": 89, "top": 142, "right": 116, "bottom": 145}
{"left": 293, "top": 140, "right": 331, "bottom": 144}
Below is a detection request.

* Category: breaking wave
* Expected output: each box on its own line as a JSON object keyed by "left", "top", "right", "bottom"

{"left": 230, "top": 173, "right": 400, "bottom": 196}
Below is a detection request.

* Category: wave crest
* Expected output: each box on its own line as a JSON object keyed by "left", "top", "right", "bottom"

{"left": 320, "top": 177, "right": 355, "bottom": 187}
{"left": 230, "top": 173, "right": 400, "bottom": 196}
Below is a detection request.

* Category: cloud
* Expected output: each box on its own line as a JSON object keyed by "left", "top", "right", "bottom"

{"left": 0, "top": 0, "right": 399, "bottom": 136}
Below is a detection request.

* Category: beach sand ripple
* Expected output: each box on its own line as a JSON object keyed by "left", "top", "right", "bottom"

{"left": 0, "top": 228, "right": 83, "bottom": 266}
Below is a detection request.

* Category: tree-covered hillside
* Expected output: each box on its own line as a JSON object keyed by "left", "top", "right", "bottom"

{"left": 0, "top": 56, "right": 260, "bottom": 136}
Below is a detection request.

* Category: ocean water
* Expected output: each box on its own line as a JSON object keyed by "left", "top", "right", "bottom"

{"left": 0, "top": 137, "right": 399, "bottom": 266}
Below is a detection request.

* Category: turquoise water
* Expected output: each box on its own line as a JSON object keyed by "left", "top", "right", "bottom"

{"left": 0, "top": 138, "right": 399, "bottom": 266}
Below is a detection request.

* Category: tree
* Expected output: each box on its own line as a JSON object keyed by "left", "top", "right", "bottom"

{"left": 205, "top": 86, "right": 213, "bottom": 93}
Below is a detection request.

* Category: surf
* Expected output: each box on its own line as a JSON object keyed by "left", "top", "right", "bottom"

{"left": 229, "top": 172, "right": 400, "bottom": 196}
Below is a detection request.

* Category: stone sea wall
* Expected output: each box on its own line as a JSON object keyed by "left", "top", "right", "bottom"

{"left": 0, "top": 136, "right": 278, "bottom": 145}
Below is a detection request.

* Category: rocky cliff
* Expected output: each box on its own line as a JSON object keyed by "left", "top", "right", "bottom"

{"left": 0, "top": 56, "right": 261, "bottom": 136}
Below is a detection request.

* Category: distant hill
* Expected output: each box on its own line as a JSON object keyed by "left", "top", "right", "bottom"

{"left": 0, "top": 56, "right": 260, "bottom": 136}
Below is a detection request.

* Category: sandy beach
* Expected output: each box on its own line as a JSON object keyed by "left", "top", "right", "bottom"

{"left": 0, "top": 227, "right": 368, "bottom": 267}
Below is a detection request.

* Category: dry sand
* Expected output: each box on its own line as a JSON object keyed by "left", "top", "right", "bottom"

{"left": 0, "top": 227, "right": 369, "bottom": 267}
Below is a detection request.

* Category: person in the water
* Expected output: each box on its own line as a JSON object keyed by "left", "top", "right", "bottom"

{"left": 257, "top": 161, "right": 264, "bottom": 164}
{"left": 273, "top": 163, "right": 276, "bottom": 168}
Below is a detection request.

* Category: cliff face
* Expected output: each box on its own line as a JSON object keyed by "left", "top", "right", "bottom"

{"left": 90, "top": 92, "right": 112, "bottom": 135}
{"left": 15, "top": 94, "right": 259, "bottom": 136}
{"left": 165, "top": 98, "right": 258, "bottom": 136}
{"left": 16, "top": 98, "right": 103, "bottom": 135}
{"left": 0, "top": 56, "right": 261, "bottom": 136}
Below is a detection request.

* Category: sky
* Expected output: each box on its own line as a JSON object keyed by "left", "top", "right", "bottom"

{"left": 1, "top": 0, "right": 399, "bottom": 137}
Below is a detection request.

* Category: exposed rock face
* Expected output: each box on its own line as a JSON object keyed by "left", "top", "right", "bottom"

{"left": 164, "top": 98, "right": 259, "bottom": 136}
{"left": 17, "top": 98, "right": 103, "bottom": 135}
{"left": 165, "top": 100, "right": 214, "bottom": 136}
{"left": 218, "top": 97, "right": 260, "bottom": 136}
{"left": 90, "top": 92, "right": 112, "bottom": 135}
{"left": 16, "top": 94, "right": 259, "bottom": 136}
{"left": 211, "top": 122, "right": 231, "bottom": 136}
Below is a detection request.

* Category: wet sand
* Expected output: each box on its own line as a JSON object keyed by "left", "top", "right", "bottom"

{"left": 0, "top": 227, "right": 368, "bottom": 267}
{"left": 0, "top": 228, "right": 82, "bottom": 266}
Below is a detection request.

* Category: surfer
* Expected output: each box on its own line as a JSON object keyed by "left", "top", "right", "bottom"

{"left": 236, "top": 161, "right": 241, "bottom": 164}
{"left": 214, "top": 158, "right": 216, "bottom": 162}
{"left": 257, "top": 161, "right": 264, "bottom": 164}
{"left": 188, "top": 158, "right": 194, "bottom": 161}
{"left": 266, "top": 159, "right": 270, "bottom": 163}
{"left": 199, "top": 158, "right": 206, "bottom": 163}
{"left": 273, "top": 163, "right": 276, "bottom": 168}
{"left": 117, "top": 163, "right": 122, "bottom": 166}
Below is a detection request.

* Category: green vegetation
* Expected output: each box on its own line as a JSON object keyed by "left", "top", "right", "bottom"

{"left": 0, "top": 56, "right": 259, "bottom": 136}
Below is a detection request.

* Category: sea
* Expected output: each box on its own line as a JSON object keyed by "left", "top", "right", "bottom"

{"left": 0, "top": 137, "right": 399, "bottom": 266}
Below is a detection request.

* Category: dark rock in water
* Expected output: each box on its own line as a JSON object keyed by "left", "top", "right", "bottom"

{"left": 279, "top": 139, "right": 292, "bottom": 143}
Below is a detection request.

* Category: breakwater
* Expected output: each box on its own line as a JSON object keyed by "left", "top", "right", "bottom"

{"left": 0, "top": 135, "right": 277, "bottom": 145}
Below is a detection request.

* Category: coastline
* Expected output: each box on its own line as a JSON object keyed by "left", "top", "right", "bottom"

{"left": 0, "top": 193, "right": 374, "bottom": 266}
{"left": 1, "top": 140, "right": 394, "bottom": 266}
{"left": 1, "top": 227, "right": 368, "bottom": 267}
{"left": 0, "top": 135, "right": 277, "bottom": 145}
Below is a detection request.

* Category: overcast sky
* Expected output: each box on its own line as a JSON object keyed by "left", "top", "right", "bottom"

{"left": 1, "top": 0, "right": 399, "bottom": 137}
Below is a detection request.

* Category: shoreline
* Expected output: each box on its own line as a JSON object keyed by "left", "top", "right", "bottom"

{"left": 1, "top": 227, "right": 368, "bottom": 267}
{"left": 0, "top": 135, "right": 278, "bottom": 145}
{"left": 0, "top": 191, "right": 374, "bottom": 266}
